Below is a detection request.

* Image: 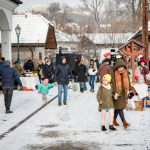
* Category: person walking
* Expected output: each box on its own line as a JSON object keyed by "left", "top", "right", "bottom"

{"left": 38, "top": 79, "right": 54, "bottom": 106}
{"left": 83, "top": 56, "right": 90, "bottom": 91}
{"left": 76, "top": 59, "right": 86, "bottom": 93}
{"left": 0, "top": 60, "right": 22, "bottom": 113}
{"left": 74, "top": 57, "right": 80, "bottom": 82}
{"left": 37, "top": 60, "right": 44, "bottom": 83}
{"left": 94, "top": 57, "right": 100, "bottom": 83}
{"left": 97, "top": 74, "right": 116, "bottom": 131}
{"left": 43, "top": 59, "right": 54, "bottom": 83}
{"left": 98, "top": 59, "right": 111, "bottom": 84}
{"left": 0, "top": 57, "right": 6, "bottom": 70}
{"left": 111, "top": 59, "right": 132, "bottom": 128}
{"left": 14, "top": 58, "right": 23, "bottom": 77}
{"left": 88, "top": 59, "right": 97, "bottom": 93}
{"left": 54, "top": 56, "right": 74, "bottom": 106}
{"left": 23, "top": 59, "right": 34, "bottom": 72}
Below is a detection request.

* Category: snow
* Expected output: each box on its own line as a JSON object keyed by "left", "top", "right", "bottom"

{"left": 0, "top": 83, "right": 150, "bottom": 150}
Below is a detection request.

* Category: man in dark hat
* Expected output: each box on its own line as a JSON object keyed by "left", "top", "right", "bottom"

{"left": 44, "top": 57, "right": 48, "bottom": 64}
{"left": 23, "top": 59, "right": 34, "bottom": 72}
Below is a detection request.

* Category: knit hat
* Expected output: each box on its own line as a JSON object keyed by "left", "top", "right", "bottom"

{"left": 17, "top": 58, "right": 21, "bottom": 63}
{"left": 140, "top": 57, "right": 145, "bottom": 63}
{"left": 38, "top": 60, "right": 42, "bottom": 64}
{"left": 90, "top": 59, "right": 94, "bottom": 62}
{"left": 102, "top": 74, "right": 112, "bottom": 83}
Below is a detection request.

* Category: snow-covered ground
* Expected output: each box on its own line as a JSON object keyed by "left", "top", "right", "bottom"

{"left": 0, "top": 83, "right": 150, "bottom": 150}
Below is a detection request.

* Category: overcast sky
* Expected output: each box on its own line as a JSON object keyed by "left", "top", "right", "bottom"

{"left": 17, "top": 0, "right": 82, "bottom": 12}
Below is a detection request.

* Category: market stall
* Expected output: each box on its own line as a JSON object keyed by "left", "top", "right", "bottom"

{"left": 20, "top": 73, "right": 39, "bottom": 91}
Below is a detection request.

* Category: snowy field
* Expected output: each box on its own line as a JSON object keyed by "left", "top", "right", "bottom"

{"left": 0, "top": 83, "right": 150, "bottom": 150}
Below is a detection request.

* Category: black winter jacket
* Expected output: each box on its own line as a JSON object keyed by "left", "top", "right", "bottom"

{"left": 43, "top": 63, "right": 54, "bottom": 79}
{"left": 0, "top": 65, "right": 22, "bottom": 87}
{"left": 77, "top": 64, "right": 86, "bottom": 82}
{"left": 24, "top": 61, "right": 34, "bottom": 71}
{"left": 54, "top": 56, "right": 73, "bottom": 84}
{"left": 37, "top": 63, "right": 44, "bottom": 75}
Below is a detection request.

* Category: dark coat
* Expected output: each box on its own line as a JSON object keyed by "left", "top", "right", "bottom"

{"left": 14, "top": 62, "right": 23, "bottom": 77}
{"left": 54, "top": 56, "right": 73, "bottom": 85}
{"left": 23, "top": 60, "right": 34, "bottom": 72}
{"left": 37, "top": 63, "right": 44, "bottom": 75}
{"left": 0, "top": 65, "right": 22, "bottom": 87}
{"left": 75, "top": 58, "right": 80, "bottom": 75}
{"left": 111, "top": 59, "right": 132, "bottom": 110}
{"left": 0, "top": 61, "right": 5, "bottom": 70}
{"left": 43, "top": 63, "right": 54, "bottom": 79}
{"left": 77, "top": 64, "right": 86, "bottom": 82}
{"left": 95, "top": 59, "right": 99, "bottom": 69}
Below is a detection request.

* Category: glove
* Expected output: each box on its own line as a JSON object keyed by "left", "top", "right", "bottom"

{"left": 38, "top": 92, "right": 40, "bottom": 94}
{"left": 93, "top": 69, "right": 95, "bottom": 72}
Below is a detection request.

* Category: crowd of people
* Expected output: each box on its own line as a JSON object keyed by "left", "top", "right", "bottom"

{"left": 0, "top": 54, "right": 149, "bottom": 132}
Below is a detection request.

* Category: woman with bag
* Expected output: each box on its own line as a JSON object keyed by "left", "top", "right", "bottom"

{"left": 111, "top": 59, "right": 132, "bottom": 128}
{"left": 88, "top": 59, "right": 97, "bottom": 93}
{"left": 43, "top": 59, "right": 54, "bottom": 83}
{"left": 37, "top": 60, "right": 44, "bottom": 83}
{"left": 77, "top": 59, "right": 86, "bottom": 93}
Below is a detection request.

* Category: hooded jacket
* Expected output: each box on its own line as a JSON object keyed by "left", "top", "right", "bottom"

{"left": 77, "top": 63, "right": 86, "bottom": 82}
{"left": 0, "top": 65, "right": 22, "bottom": 87}
{"left": 54, "top": 56, "right": 74, "bottom": 84}
{"left": 14, "top": 62, "right": 23, "bottom": 77}
{"left": 23, "top": 60, "right": 34, "bottom": 71}
{"left": 111, "top": 59, "right": 132, "bottom": 110}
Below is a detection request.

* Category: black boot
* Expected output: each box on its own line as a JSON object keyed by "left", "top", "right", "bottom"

{"left": 5, "top": 110, "right": 13, "bottom": 113}
{"left": 81, "top": 88, "right": 83, "bottom": 93}
{"left": 80, "top": 87, "right": 82, "bottom": 92}
{"left": 109, "top": 125, "right": 116, "bottom": 131}
{"left": 101, "top": 126, "right": 107, "bottom": 131}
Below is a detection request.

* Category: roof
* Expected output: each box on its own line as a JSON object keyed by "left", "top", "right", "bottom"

{"left": 84, "top": 33, "right": 134, "bottom": 45}
{"left": 10, "top": 0, "right": 23, "bottom": 4}
{"left": 0, "top": 14, "right": 57, "bottom": 48}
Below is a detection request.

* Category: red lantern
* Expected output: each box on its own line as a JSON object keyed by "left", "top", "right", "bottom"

{"left": 107, "top": 52, "right": 111, "bottom": 56}
{"left": 103, "top": 54, "right": 107, "bottom": 57}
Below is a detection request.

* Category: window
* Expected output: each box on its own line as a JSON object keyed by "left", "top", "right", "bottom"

{"left": 39, "top": 52, "right": 42, "bottom": 60}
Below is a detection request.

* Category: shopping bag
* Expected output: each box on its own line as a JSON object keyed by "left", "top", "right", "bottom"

{"left": 72, "top": 82, "right": 78, "bottom": 92}
{"left": 39, "top": 69, "right": 43, "bottom": 76}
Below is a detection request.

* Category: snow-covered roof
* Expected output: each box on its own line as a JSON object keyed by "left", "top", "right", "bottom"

{"left": 84, "top": 33, "right": 134, "bottom": 44}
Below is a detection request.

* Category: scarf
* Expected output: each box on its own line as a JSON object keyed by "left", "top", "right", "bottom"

{"left": 115, "top": 69, "right": 129, "bottom": 94}
{"left": 102, "top": 84, "right": 111, "bottom": 90}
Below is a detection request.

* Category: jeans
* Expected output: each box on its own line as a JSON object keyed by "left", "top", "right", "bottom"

{"left": 2, "top": 87, "right": 14, "bottom": 110}
{"left": 58, "top": 84, "right": 68, "bottom": 102}
{"left": 114, "top": 109, "right": 125, "bottom": 122}
{"left": 80, "top": 82, "right": 85, "bottom": 88}
{"left": 89, "top": 75, "right": 96, "bottom": 89}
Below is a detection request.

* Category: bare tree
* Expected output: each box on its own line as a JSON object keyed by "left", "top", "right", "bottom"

{"left": 80, "top": 0, "right": 103, "bottom": 32}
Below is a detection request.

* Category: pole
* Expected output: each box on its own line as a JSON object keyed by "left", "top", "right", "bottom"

{"left": 17, "top": 35, "right": 19, "bottom": 58}
{"left": 142, "top": 0, "right": 149, "bottom": 69}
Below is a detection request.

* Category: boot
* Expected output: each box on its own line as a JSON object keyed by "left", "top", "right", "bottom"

{"left": 83, "top": 87, "right": 87, "bottom": 91}
{"left": 81, "top": 88, "right": 83, "bottom": 93}
{"left": 122, "top": 120, "right": 130, "bottom": 128}
{"left": 5, "top": 110, "right": 13, "bottom": 113}
{"left": 80, "top": 87, "right": 82, "bottom": 92}
{"left": 42, "top": 99, "right": 45, "bottom": 107}
{"left": 45, "top": 99, "right": 47, "bottom": 106}
{"left": 91, "top": 89, "right": 95, "bottom": 93}
{"left": 58, "top": 102, "right": 62, "bottom": 106}
{"left": 101, "top": 126, "right": 107, "bottom": 131}
{"left": 109, "top": 125, "right": 116, "bottom": 131}
{"left": 113, "top": 119, "right": 119, "bottom": 126}
{"left": 63, "top": 102, "right": 67, "bottom": 105}
{"left": 90, "top": 87, "right": 92, "bottom": 92}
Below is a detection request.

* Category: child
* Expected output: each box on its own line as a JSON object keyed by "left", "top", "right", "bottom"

{"left": 97, "top": 74, "right": 116, "bottom": 131}
{"left": 38, "top": 79, "right": 54, "bottom": 106}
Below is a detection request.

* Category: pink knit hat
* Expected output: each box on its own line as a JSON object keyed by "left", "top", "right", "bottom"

{"left": 43, "top": 79, "right": 49, "bottom": 85}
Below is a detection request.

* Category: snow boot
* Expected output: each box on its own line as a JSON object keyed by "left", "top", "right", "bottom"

{"left": 58, "top": 102, "right": 62, "bottom": 106}
{"left": 122, "top": 120, "right": 130, "bottom": 129}
{"left": 80, "top": 87, "right": 82, "bottom": 92}
{"left": 42, "top": 99, "right": 45, "bottom": 107}
{"left": 90, "top": 87, "right": 92, "bottom": 92}
{"left": 83, "top": 87, "right": 87, "bottom": 91}
{"left": 5, "top": 110, "right": 13, "bottom": 113}
{"left": 63, "top": 102, "right": 67, "bottom": 105}
{"left": 81, "top": 88, "right": 83, "bottom": 93}
{"left": 101, "top": 126, "right": 107, "bottom": 131}
{"left": 109, "top": 125, "right": 116, "bottom": 131}
{"left": 91, "top": 89, "right": 95, "bottom": 93}
{"left": 113, "top": 119, "right": 119, "bottom": 126}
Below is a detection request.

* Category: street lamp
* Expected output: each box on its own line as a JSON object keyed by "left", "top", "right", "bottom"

{"left": 15, "top": 24, "right": 21, "bottom": 58}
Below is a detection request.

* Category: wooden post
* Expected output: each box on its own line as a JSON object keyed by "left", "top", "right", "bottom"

{"left": 142, "top": 0, "right": 149, "bottom": 69}
{"left": 131, "top": 41, "right": 135, "bottom": 83}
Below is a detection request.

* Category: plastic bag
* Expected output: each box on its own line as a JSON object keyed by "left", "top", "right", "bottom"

{"left": 128, "top": 99, "right": 136, "bottom": 110}
{"left": 72, "top": 82, "right": 78, "bottom": 92}
{"left": 39, "top": 69, "right": 43, "bottom": 76}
